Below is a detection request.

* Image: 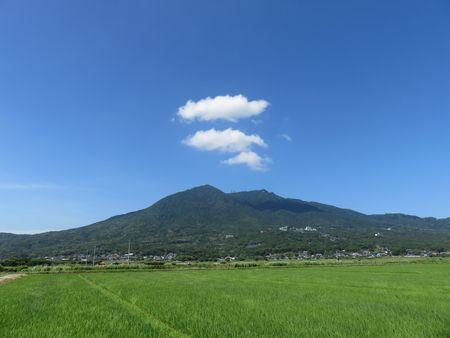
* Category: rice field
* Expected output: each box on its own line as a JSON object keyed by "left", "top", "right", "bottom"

{"left": 1, "top": 261, "right": 450, "bottom": 337}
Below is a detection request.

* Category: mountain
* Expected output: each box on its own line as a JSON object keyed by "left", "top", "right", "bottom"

{"left": 1, "top": 185, "right": 450, "bottom": 259}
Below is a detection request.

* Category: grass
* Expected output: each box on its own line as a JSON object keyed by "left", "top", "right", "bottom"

{"left": 1, "top": 261, "right": 450, "bottom": 337}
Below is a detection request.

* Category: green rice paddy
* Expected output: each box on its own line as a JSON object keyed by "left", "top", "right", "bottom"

{"left": 1, "top": 261, "right": 450, "bottom": 337}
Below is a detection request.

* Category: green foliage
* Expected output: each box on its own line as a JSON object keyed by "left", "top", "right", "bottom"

{"left": 233, "top": 262, "right": 258, "bottom": 268}
{"left": 0, "top": 258, "right": 50, "bottom": 267}
{"left": 269, "top": 261, "right": 288, "bottom": 266}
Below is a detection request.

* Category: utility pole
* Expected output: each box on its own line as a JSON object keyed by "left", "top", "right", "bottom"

{"left": 128, "top": 239, "right": 131, "bottom": 265}
{"left": 92, "top": 246, "right": 96, "bottom": 266}
{"left": 86, "top": 249, "right": 88, "bottom": 266}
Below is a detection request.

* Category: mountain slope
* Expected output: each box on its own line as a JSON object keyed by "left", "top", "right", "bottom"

{"left": 1, "top": 185, "right": 449, "bottom": 258}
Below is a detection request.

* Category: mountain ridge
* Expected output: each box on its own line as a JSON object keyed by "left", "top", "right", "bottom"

{"left": 1, "top": 185, "right": 449, "bottom": 259}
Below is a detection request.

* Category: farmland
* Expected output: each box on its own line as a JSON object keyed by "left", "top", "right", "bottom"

{"left": 1, "top": 261, "right": 450, "bottom": 337}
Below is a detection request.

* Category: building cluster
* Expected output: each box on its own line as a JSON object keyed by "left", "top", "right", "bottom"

{"left": 41, "top": 252, "right": 177, "bottom": 263}
{"left": 279, "top": 226, "right": 318, "bottom": 232}
{"left": 405, "top": 249, "right": 449, "bottom": 257}
{"left": 33, "top": 249, "right": 450, "bottom": 264}
{"left": 217, "top": 256, "right": 237, "bottom": 262}
{"left": 333, "top": 248, "right": 391, "bottom": 259}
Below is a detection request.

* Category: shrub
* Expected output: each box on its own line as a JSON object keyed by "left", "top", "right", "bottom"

{"left": 234, "top": 263, "right": 258, "bottom": 268}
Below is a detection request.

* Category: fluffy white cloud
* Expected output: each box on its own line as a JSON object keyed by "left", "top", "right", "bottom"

{"left": 182, "top": 128, "right": 267, "bottom": 153}
{"left": 280, "top": 133, "right": 292, "bottom": 142}
{"left": 222, "top": 151, "right": 271, "bottom": 171}
{"left": 178, "top": 94, "right": 272, "bottom": 171}
{"left": 177, "top": 95, "right": 269, "bottom": 122}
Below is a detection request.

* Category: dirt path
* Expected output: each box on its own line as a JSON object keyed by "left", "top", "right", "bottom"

{"left": 0, "top": 273, "right": 25, "bottom": 284}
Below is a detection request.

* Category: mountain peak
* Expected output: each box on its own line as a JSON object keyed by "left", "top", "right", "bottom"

{"left": 189, "top": 184, "right": 223, "bottom": 193}
{"left": 2, "top": 184, "right": 450, "bottom": 258}
{"left": 190, "top": 184, "right": 222, "bottom": 192}
{"left": 160, "top": 184, "right": 224, "bottom": 204}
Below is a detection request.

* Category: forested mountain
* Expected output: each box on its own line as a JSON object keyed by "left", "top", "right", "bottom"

{"left": 1, "top": 185, "right": 449, "bottom": 259}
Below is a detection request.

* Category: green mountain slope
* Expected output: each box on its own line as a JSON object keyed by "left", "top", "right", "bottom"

{"left": 1, "top": 185, "right": 449, "bottom": 258}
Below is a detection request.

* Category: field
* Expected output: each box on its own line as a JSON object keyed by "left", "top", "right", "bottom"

{"left": 1, "top": 261, "right": 450, "bottom": 337}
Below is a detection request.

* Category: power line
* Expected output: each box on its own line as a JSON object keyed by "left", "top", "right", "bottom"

{"left": 128, "top": 239, "right": 131, "bottom": 265}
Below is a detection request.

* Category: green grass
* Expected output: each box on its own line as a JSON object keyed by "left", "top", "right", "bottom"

{"left": 1, "top": 262, "right": 450, "bottom": 337}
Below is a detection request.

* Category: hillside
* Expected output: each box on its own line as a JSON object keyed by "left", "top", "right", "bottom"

{"left": 1, "top": 185, "right": 449, "bottom": 259}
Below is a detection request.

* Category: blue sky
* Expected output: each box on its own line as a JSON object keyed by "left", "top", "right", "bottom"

{"left": 1, "top": 0, "right": 450, "bottom": 233}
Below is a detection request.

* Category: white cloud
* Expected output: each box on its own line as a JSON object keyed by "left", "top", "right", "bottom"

{"left": 183, "top": 128, "right": 271, "bottom": 171}
{"left": 222, "top": 151, "right": 271, "bottom": 171}
{"left": 182, "top": 128, "right": 267, "bottom": 153}
{"left": 177, "top": 95, "right": 269, "bottom": 122}
{"left": 280, "top": 133, "right": 292, "bottom": 142}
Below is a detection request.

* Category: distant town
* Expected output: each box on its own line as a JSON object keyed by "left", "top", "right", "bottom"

{"left": 31, "top": 247, "right": 450, "bottom": 265}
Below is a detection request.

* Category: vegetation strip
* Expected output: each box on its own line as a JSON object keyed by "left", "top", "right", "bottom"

{"left": 0, "top": 273, "right": 25, "bottom": 284}
{"left": 78, "top": 274, "right": 190, "bottom": 338}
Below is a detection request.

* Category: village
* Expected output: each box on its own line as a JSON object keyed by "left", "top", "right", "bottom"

{"left": 35, "top": 247, "right": 450, "bottom": 265}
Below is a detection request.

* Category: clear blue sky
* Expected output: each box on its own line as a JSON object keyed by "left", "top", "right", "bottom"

{"left": 1, "top": 0, "right": 450, "bottom": 233}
